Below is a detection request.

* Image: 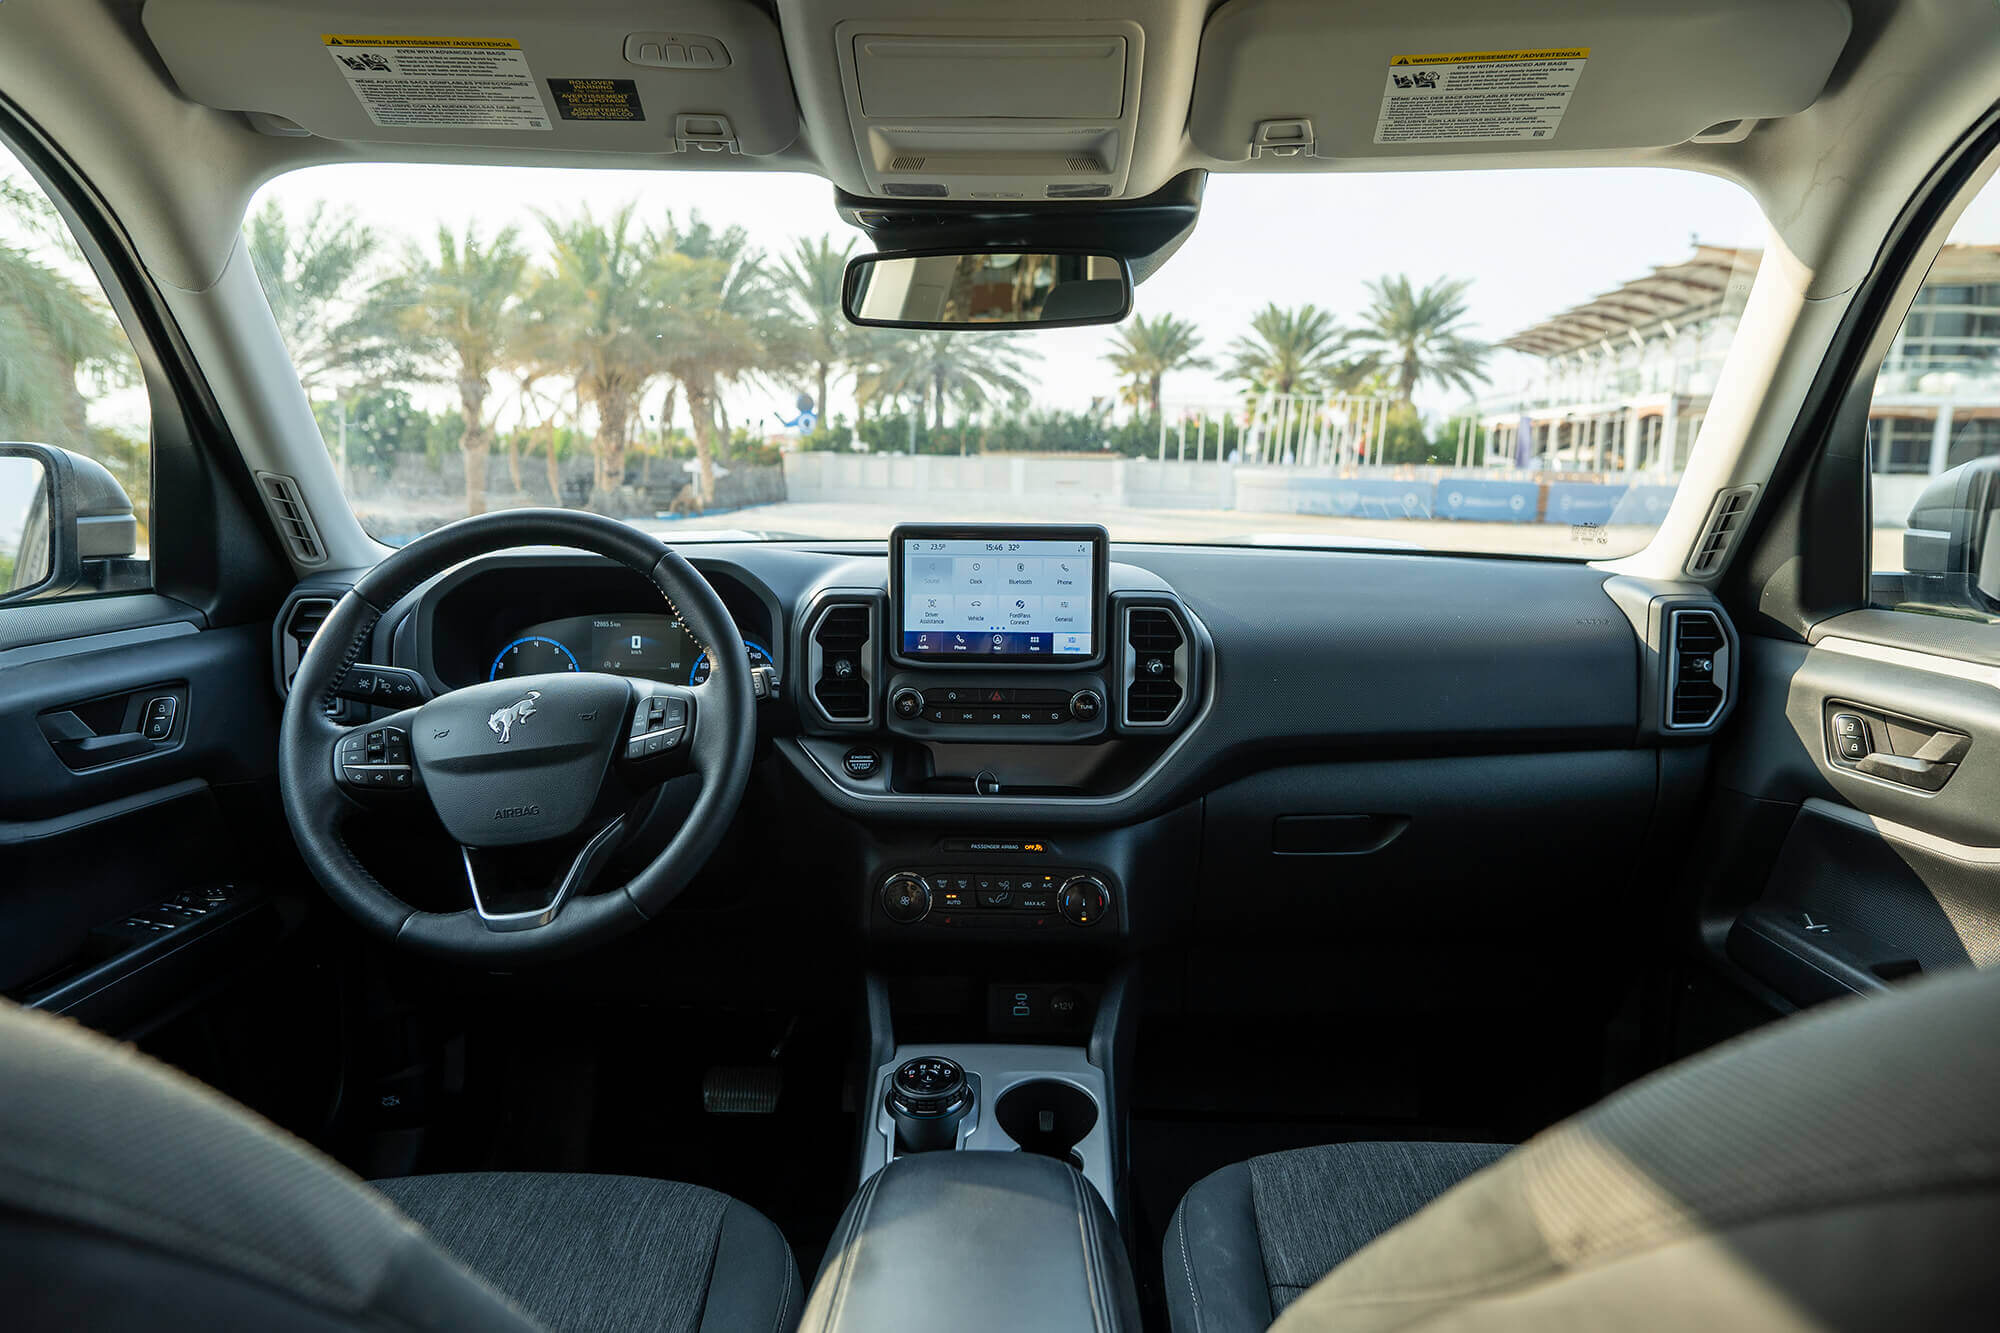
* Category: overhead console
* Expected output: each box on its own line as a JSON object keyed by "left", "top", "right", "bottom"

{"left": 831, "top": 18, "right": 1146, "bottom": 201}
{"left": 142, "top": 0, "right": 798, "bottom": 155}
{"left": 1188, "top": 0, "right": 1852, "bottom": 162}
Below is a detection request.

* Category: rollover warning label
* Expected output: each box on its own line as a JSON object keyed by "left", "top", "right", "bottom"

{"left": 322, "top": 35, "right": 551, "bottom": 131}
{"left": 546, "top": 78, "right": 646, "bottom": 122}
{"left": 1375, "top": 47, "right": 1589, "bottom": 145}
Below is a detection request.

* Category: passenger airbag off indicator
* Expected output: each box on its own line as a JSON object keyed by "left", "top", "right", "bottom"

{"left": 547, "top": 78, "right": 645, "bottom": 122}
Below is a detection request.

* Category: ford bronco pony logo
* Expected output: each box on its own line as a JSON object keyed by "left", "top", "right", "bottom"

{"left": 487, "top": 692, "right": 542, "bottom": 743}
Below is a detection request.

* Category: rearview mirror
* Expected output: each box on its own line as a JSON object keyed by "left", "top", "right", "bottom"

{"left": 843, "top": 249, "right": 1132, "bottom": 330}
{"left": 0, "top": 443, "right": 140, "bottom": 605}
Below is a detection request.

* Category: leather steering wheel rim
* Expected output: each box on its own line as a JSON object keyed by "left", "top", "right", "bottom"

{"left": 278, "top": 509, "right": 755, "bottom": 962}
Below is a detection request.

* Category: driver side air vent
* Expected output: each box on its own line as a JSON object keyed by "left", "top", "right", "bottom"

{"left": 810, "top": 601, "right": 875, "bottom": 725}
{"left": 255, "top": 470, "right": 327, "bottom": 565}
{"left": 1124, "top": 605, "right": 1188, "bottom": 727}
{"left": 1666, "top": 608, "right": 1729, "bottom": 730}
{"left": 1685, "top": 485, "right": 1756, "bottom": 576}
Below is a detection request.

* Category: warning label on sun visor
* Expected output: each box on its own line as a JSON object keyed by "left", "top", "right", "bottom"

{"left": 322, "top": 35, "right": 552, "bottom": 131}
{"left": 1374, "top": 48, "right": 1589, "bottom": 145}
{"left": 546, "top": 78, "right": 645, "bottom": 122}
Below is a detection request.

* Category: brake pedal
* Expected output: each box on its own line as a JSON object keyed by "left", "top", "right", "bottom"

{"left": 702, "top": 1065, "right": 782, "bottom": 1114}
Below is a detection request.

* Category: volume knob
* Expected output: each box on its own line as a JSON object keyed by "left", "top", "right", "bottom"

{"left": 891, "top": 687, "right": 924, "bottom": 720}
{"left": 1067, "top": 689, "right": 1103, "bottom": 722}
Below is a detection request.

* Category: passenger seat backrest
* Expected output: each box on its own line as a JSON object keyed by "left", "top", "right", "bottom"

{"left": 1273, "top": 964, "right": 2000, "bottom": 1331}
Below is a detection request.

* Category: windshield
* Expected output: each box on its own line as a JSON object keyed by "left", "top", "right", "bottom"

{"left": 249, "top": 164, "right": 1763, "bottom": 554}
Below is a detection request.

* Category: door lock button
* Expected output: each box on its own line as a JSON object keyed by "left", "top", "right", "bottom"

{"left": 1832, "top": 713, "right": 1870, "bottom": 761}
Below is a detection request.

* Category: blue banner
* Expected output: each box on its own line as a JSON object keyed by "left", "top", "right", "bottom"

{"left": 1248, "top": 476, "right": 1436, "bottom": 518}
{"left": 1544, "top": 483, "right": 1627, "bottom": 526}
{"left": 1609, "top": 485, "right": 1678, "bottom": 525}
{"left": 1437, "top": 480, "right": 1539, "bottom": 523}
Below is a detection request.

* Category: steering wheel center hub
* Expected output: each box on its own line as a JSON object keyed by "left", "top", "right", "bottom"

{"left": 412, "top": 672, "right": 631, "bottom": 846}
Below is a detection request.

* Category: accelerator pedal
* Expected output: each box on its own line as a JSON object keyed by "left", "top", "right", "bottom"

{"left": 702, "top": 1065, "right": 782, "bottom": 1114}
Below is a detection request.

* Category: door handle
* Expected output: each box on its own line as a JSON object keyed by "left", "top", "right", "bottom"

{"left": 1826, "top": 706, "right": 1970, "bottom": 792}
{"left": 1854, "top": 729, "right": 1970, "bottom": 792}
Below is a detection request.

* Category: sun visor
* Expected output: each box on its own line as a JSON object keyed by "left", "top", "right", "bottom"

{"left": 1189, "top": 0, "right": 1852, "bottom": 162}
{"left": 141, "top": 0, "right": 798, "bottom": 156}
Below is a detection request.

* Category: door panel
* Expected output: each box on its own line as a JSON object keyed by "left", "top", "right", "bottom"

{"left": 1711, "top": 622, "right": 2000, "bottom": 1012}
{"left": 0, "top": 614, "right": 287, "bottom": 1033}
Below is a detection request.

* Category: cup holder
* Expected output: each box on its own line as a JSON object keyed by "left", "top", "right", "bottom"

{"left": 994, "top": 1078, "right": 1099, "bottom": 1167}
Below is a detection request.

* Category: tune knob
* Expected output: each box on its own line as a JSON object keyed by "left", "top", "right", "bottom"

{"left": 880, "top": 873, "right": 932, "bottom": 924}
{"left": 1058, "top": 874, "right": 1110, "bottom": 927}
{"left": 1067, "top": 689, "right": 1103, "bottom": 722}
{"left": 891, "top": 687, "right": 924, "bottom": 720}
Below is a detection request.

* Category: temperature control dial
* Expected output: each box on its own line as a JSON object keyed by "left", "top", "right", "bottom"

{"left": 880, "top": 873, "right": 932, "bottom": 924}
{"left": 1057, "top": 874, "right": 1110, "bottom": 927}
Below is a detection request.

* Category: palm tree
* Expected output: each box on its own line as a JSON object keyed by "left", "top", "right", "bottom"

{"left": 1225, "top": 303, "right": 1366, "bottom": 397}
{"left": 0, "top": 181, "right": 135, "bottom": 442}
{"left": 872, "top": 331, "right": 1038, "bottom": 435}
{"left": 777, "top": 234, "right": 857, "bottom": 429}
{"left": 243, "top": 199, "right": 387, "bottom": 395}
{"left": 379, "top": 223, "right": 527, "bottom": 516}
{"left": 1348, "top": 275, "right": 1489, "bottom": 406}
{"left": 531, "top": 203, "right": 665, "bottom": 497}
{"left": 1104, "top": 312, "right": 1208, "bottom": 421}
{"left": 650, "top": 213, "right": 786, "bottom": 504}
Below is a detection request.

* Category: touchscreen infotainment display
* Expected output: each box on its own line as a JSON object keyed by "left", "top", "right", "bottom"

{"left": 895, "top": 527, "right": 1103, "bottom": 662}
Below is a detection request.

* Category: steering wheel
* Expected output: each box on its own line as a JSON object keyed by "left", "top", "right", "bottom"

{"left": 278, "top": 509, "right": 755, "bottom": 962}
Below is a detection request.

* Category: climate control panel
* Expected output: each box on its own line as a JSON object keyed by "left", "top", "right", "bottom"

{"left": 877, "top": 869, "right": 1113, "bottom": 930}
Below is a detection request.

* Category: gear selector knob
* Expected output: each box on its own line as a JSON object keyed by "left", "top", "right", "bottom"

{"left": 885, "top": 1056, "right": 973, "bottom": 1153}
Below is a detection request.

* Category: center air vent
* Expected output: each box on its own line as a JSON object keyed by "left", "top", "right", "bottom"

{"left": 1124, "top": 605, "right": 1188, "bottom": 727}
{"left": 1666, "top": 608, "right": 1729, "bottom": 729}
{"left": 810, "top": 601, "right": 875, "bottom": 725}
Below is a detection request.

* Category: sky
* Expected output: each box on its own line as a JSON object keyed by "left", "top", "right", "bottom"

{"left": 252, "top": 160, "right": 1775, "bottom": 432}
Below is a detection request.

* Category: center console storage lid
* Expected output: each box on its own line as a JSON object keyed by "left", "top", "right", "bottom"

{"left": 801, "top": 1151, "right": 1139, "bottom": 1333}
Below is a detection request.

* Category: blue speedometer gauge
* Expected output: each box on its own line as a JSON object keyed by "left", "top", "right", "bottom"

{"left": 689, "top": 640, "right": 773, "bottom": 685}
{"left": 490, "top": 635, "right": 582, "bottom": 681}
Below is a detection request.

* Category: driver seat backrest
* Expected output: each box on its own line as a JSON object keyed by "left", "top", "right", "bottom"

{"left": 0, "top": 998, "right": 542, "bottom": 1332}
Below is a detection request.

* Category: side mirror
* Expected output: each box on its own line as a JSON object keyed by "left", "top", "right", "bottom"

{"left": 1899, "top": 456, "right": 2000, "bottom": 613}
{"left": 0, "top": 443, "right": 140, "bottom": 606}
{"left": 843, "top": 249, "right": 1132, "bottom": 330}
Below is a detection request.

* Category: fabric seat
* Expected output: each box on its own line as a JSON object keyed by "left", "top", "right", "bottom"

{"left": 375, "top": 1172, "right": 800, "bottom": 1333}
{"left": 1168, "top": 961, "right": 2000, "bottom": 1332}
{"left": 0, "top": 998, "right": 800, "bottom": 1333}
{"left": 1165, "top": 1140, "right": 1509, "bottom": 1331}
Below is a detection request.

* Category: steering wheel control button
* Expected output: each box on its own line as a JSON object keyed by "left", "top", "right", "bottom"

{"left": 625, "top": 692, "right": 691, "bottom": 760}
{"left": 891, "top": 687, "right": 924, "bottom": 720}
{"left": 843, "top": 747, "right": 881, "bottom": 778}
{"left": 1058, "top": 875, "right": 1110, "bottom": 926}
{"left": 1067, "top": 689, "right": 1104, "bottom": 722}
{"left": 880, "top": 873, "right": 932, "bottom": 924}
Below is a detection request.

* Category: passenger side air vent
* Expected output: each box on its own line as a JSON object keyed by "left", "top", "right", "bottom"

{"left": 255, "top": 470, "right": 328, "bottom": 565}
{"left": 1684, "top": 485, "right": 1756, "bottom": 576}
{"left": 1123, "top": 605, "right": 1188, "bottom": 727}
{"left": 1665, "top": 608, "right": 1729, "bottom": 730}
{"left": 810, "top": 601, "right": 875, "bottom": 724}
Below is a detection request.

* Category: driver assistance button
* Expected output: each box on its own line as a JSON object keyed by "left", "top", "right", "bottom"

{"left": 339, "top": 725, "right": 413, "bottom": 789}
{"left": 626, "top": 695, "right": 689, "bottom": 759}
